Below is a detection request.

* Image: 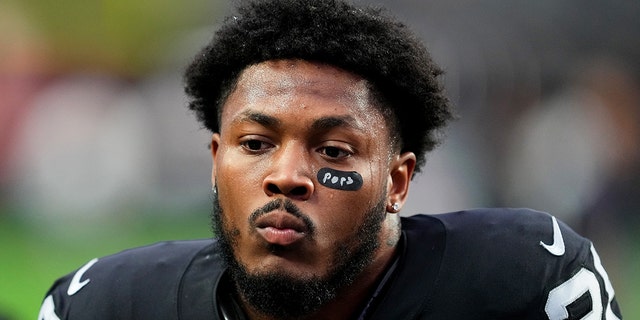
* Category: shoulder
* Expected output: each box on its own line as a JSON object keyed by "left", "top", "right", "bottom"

{"left": 404, "top": 208, "right": 586, "bottom": 255}
{"left": 403, "top": 208, "right": 591, "bottom": 282}
{"left": 405, "top": 207, "right": 568, "bottom": 232}
{"left": 396, "top": 208, "right": 622, "bottom": 319}
{"left": 70, "top": 239, "right": 220, "bottom": 287}
{"left": 39, "top": 239, "right": 223, "bottom": 320}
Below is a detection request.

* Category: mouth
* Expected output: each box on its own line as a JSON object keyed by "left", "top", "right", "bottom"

{"left": 254, "top": 211, "right": 309, "bottom": 246}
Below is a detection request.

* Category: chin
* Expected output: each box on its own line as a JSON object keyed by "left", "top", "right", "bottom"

{"left": 246, "top": 251, "right": 331, "bottom": 280}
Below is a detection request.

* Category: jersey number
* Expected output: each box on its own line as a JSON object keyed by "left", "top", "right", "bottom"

{"left": 544, "top": 245, "right": 619, "bottom": 320}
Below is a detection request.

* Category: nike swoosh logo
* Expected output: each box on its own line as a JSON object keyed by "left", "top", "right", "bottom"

{"left": 539, "top": 216, "right": 565, "bottom": 256}
{"left": 67, "top": 258, "right": 99, "bottom": 296}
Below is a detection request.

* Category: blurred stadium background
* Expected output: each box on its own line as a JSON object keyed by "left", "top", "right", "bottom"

{"left": 1, "top": 0, "right": 638, "bottom": 319}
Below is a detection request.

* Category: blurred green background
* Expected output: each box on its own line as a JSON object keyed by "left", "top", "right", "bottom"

{"left": 2, "top": 1, "right": 224, "bottom": 319}
{"left": 2, "top": 0, "right": 639, "bottom": 319}
{"left": 0, "top": 210, "right": 212, "bottom": 320}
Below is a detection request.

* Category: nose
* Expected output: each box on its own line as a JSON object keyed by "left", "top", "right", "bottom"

{"left": 262, "top": 143, "right": 314, "bottom": 200}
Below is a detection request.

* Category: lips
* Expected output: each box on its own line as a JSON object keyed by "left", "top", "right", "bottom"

{"left": 254, "top": 211, "right": 309, "bottom": 246}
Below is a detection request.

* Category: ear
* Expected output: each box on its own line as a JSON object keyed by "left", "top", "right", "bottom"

{"left": 387, "top": 151, "right": 416, "bottom": 212}
{"left": 210, "top": 133, "right": 221, "bottom": 186}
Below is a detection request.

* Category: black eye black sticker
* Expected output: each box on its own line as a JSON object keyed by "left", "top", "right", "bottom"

{"left": 317, "top": 167, "right": 363, "bottom": 191}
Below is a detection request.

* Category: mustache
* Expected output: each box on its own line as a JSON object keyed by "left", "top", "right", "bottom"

{"left": 248, "top": 199, "right": 316, "bottom": 234}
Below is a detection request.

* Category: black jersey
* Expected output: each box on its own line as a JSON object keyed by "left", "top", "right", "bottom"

{"left": 39, "top": 208, "right": 622, "bottom": 319}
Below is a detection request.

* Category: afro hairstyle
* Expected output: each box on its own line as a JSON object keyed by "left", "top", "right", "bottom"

{"left": 184, "top": 0, "right": 454, "bottom": 173}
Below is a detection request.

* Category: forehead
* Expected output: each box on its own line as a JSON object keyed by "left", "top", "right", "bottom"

{"left": 220, "top": 60, "right": 388, "bottom": 131}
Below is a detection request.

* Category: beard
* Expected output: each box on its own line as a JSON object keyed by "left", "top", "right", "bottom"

{"left": 210, "top": 189, "right": 387, "bottom": 319}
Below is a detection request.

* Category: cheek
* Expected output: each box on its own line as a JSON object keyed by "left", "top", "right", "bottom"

{"left": 316, "top": 180, "right": 384, "bottom": 237}
{"left": 215, "top": 159, "right": 261, "bottom": 226}
{"left": 217, "top": 151, "right": 265, "bottom": 196}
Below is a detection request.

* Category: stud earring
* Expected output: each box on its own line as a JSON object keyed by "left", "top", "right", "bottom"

{"left": 391, "top": 203, "right": 400, "bottom": 212}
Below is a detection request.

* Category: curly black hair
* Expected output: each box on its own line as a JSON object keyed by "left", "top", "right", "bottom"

{"left": 184, "top": 0, "right": 454, "bottom": 173}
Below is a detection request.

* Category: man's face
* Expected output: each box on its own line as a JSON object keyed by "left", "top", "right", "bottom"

{"left": 210, "top": 60, "right": 413, "bottom": 316}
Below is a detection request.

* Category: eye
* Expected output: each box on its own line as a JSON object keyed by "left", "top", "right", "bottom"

{"left": 318, "top": 146, "right": 352, "bottom": 159}
{"left": 241, "top": 139, "right": 273, "bottom": 153}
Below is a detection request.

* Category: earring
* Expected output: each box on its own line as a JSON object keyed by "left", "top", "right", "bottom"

{"left": 391, "top": 203, "right": 400, "bottom": 213}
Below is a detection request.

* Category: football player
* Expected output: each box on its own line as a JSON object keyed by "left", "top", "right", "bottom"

{"left": 39, "top": 0, "right": 622, "bottom": 319}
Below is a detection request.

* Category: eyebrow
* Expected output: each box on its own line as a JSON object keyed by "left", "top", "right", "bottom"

{"left": 310, "top": 115, "right": 361, "bottom": 132}
{"left": 235, "top": 110, "right": 281, "bottom": 128}
{"left": 234, "top": 111, "right": 362, "bottom": 133}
